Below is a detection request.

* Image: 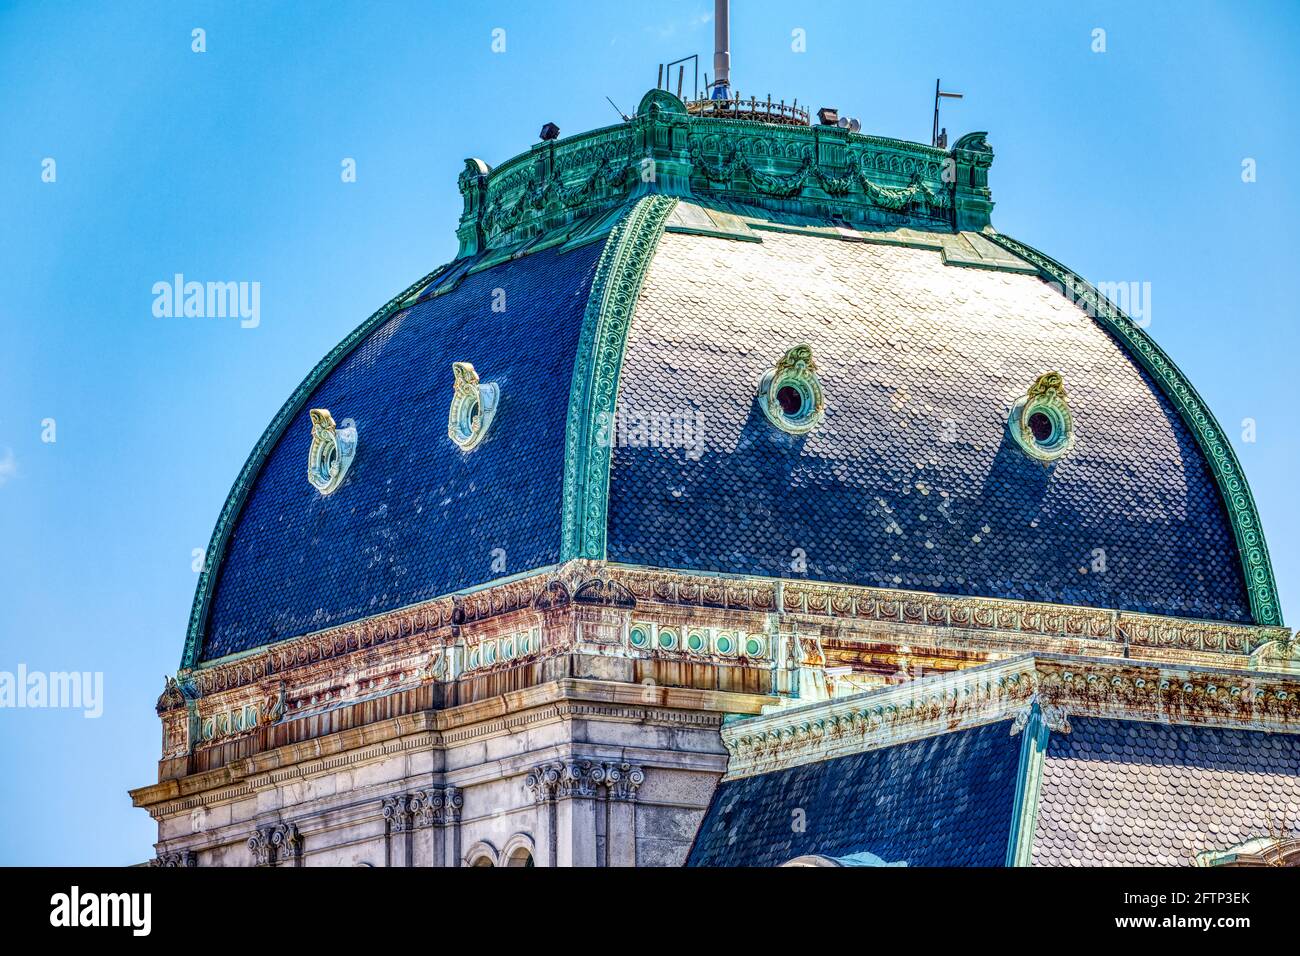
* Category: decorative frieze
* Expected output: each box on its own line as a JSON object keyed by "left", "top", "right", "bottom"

{"left": 722, "top": 654, "right": 1300, "bottom": 780}
{"left": 459, "top": 88, "right": 962, "bottom": 259}
{"left": 162, "top": 561, "right": 1289, "bottom": 776}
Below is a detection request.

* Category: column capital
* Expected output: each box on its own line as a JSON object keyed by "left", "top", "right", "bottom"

{"left": 247, "top": 822, "right": 302, "bottom": 867}
{"left": 150, "top": 849, "right": 198, "bottom": 867}
{"left": 596, "top": 762, "right": 646, "bottom": 802}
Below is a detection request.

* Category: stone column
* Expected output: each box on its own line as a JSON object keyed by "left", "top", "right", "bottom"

{"left": 408, "top": 788, "right": 441, "bottom": 867}
{"left": 381, "top": 795, "right": 414, "bottom": 867}
{"left": 599, "top": 763, "right": 645, "bottom": 867}
{"left": 525, "top": 763, "right": 560, "bottom": 867}
{"left": 442, "top": 786, "right": 464, "bottom": 868}
{"left": 247, "top": 822, "right": 302, "bottom": 868}
{"left": 555, "top": 761, "right": 600, "bottom": 867}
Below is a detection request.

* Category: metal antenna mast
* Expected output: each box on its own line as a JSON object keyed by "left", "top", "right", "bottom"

{"left": 932, "top": 79, "right": 963, "bottom": 148}
{"left": 711, "top": 0, "right": 731, "bottom": 99}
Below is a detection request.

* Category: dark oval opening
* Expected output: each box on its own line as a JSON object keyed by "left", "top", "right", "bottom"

{"left": 1028, "top": 411, "right": 1054, "bottom": 443}
{"left": 777, "top": 385, "right": 803, "bottom": 416}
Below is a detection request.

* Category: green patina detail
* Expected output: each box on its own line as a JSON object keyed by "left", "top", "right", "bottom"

{"left": 988, "top": 232, "right": 1283, "bottom": 627}
{"left": 1005, "top": 700, "right": 1053, "bottom": 867}
{"left": 560, "top": 193, "right": 677, "bottom": 561}
{"left": 455, "top": 90, "right": 993, "bottom": 261}
{"left": 179, "top": 263, "right": 456, "bottom": 670}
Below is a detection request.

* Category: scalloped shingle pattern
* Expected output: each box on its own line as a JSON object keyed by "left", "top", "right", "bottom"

{"left": 687, "top": 719, "right": 1021, "bottom": 867}
{"left": 608, "top": 230, "right": 1250, "bottom": 622}
{"left": 201, "top": 241, "right": 606, "bottom": 661}
{"left": 1032, "top": 716, "right": 1300, "bottom": 866}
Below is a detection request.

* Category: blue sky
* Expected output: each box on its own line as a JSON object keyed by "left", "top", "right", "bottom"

{"left": 0, "top": 1, "right": 1296, "bottom": 865}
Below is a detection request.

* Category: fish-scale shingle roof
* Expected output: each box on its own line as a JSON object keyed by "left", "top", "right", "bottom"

{"left": 199, "top": 240, "right": 606, "bottom": 661}
{"left": 1033, "top": 716, "right": 1300, "bottom": 866}
{"left": 687, "top": 719, "right": 1022, "bottom": 867}
{"left": 608, "top": 228, "right": 1251, "bottom": 622}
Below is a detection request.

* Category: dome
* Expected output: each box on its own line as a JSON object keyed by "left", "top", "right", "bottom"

{"left": 183, "top": 90, "right": 1279, "bottom": 667}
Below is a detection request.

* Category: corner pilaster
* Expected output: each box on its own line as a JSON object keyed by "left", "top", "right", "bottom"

{"left": 1005, "top": 697, "right": 1069, "bottom": 866}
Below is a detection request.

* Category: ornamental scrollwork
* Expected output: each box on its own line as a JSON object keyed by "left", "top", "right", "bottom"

{"left": 447, "top": 362, "right": 499, "bottom": 452}
{"left": 306, "top": 408, "right": 357, "bottom": 495}
{"left": 759, "top": 344, "right": 826, "bottom": 436}
{"left": 1008, "top": 372, "right": 1075, "bottom": 463}
{"left": 525, "top": 760, "right": 645, "bottom": 802}
{"left": 151, "top": 849, "right": 198, "bottom": 868}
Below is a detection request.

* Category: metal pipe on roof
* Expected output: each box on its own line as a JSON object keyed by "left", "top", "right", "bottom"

{"left": 712, "top": 0, "right": 730, "bottom": 98}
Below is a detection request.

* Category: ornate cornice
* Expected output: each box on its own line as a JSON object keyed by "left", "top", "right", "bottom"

{"left": 172, "top": 562, "right": 1288, "bottom": 713}
{"left": 561, "top": 194, "right": 677, "bottom": 560}
{"left": 131, "top": 679, "right": 753, "bottom": 818}
{"left": 456, "top": 90, "right": 975, "bottom": 259}
{"left": 986, "top": 231, "right": 1282, "bottom": 628}
{"left": 720, "top": 654, "right": 1300, "bottom": 780}
{"left": 181, "top": 262, "right": 456, "bottom": 669}
{"left": 614, "top": 566, "right": 1286, "bottom": 657}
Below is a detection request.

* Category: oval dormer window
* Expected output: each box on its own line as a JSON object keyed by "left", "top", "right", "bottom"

{"left": 448, "top": 361, "right": 499, "bottom": 451}
{"left": 306, "top": 408, "right": 357, "bottom": 495}
{"left": 1008, "top": 372, "right": 1074, "bottom": 462}
{"left": 759, "top": 344, "right": 825, "bottom": 435}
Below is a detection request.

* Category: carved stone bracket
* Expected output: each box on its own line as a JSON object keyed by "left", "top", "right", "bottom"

{"left": 1010, "top": 695, "right": 1072, "bottom": 736}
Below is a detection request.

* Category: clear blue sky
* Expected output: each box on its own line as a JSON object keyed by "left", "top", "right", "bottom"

{"left": 1, "top": 1, "right": 1296, "bottom": 865}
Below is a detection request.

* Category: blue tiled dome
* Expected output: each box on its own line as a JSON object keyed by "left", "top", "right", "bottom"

{"left": 187, "top": 194, "right": 1268, "bottom": 665}
{"left": 607, "top": 224, "right": 1254, "bottom": 623}
{"left": 197, "top": 241, "right": 606, "bottom": 661}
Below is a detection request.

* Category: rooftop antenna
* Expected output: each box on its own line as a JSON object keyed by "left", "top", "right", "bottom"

{"left": 605, "top": 95, "right": 629, "bottom": 122}
{"left": 932, "top": 78, "right": 963, "bottom": 147}
{"left": 711, "top": 0, "right": 731, "bottom": 99}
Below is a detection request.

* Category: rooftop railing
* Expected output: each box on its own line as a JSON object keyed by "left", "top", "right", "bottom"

{"left": 686, "top": 94, "right": 809, "bottom": 127}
